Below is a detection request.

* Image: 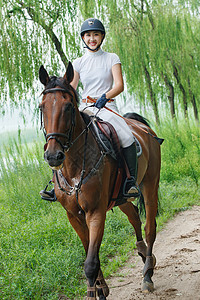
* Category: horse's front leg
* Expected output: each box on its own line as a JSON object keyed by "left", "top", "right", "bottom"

{"left": 67, "top": 210, "right": 108, "bottom": 299}
{"left": 66, "top": 211, "right": 89, "bottom": 252}
{"left": 84, "top": 210, "right": 108, "bottom": 300}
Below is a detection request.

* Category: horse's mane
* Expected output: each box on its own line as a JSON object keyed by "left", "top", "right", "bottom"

{"left": 123, "top": 112, "right": 150, "bottom": 128}
{"left": 80, "top": 111, "right": 91, "bottom": 124}
{"left": 45, "top": 76, "right": 80, "bottom": 104}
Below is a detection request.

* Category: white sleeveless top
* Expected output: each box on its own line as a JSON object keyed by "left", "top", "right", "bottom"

{"left": 73, "top": 49, "right": 121, "bottom": 99}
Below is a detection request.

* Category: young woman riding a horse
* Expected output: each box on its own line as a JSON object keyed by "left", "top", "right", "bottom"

{"left": 41, "top": 18, "right": 140, "bottom": 202}
{"left": 39, "top": 18, "right": 161, "bottom": 299}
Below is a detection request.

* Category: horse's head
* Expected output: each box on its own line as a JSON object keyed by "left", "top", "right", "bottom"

{"left": 39, "top": 62, "right": 78, "bottom": 170}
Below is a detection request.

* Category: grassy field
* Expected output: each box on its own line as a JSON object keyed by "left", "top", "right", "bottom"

{"left": 0, "top": 118, "right": 199, "bottom": 299}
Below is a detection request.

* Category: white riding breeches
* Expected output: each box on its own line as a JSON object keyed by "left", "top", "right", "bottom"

{"left": 79, "top": 101, "right": 135, "bottom": 148}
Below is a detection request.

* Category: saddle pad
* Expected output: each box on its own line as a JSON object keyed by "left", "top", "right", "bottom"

{"left": 95, "top": 119, "right": 121, "bottom": 159}
{"left": 134, "top": 136, "right": 142, "bottom": 157}
{"left": 95, "top": 118, "right": 142, "bottom": 158}
{"left": 88, "top": 119, "right": 120, "bottom": 161}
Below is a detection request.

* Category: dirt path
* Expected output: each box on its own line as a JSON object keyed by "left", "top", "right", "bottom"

{"left": 107, "top": 206, "right": 200, "bottom": 300}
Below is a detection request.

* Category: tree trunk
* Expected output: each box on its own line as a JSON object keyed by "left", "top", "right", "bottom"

{"left": 172, "top": 65, "right": 188, "bottom": 119}
{"left": 188, "top": 79, "right": 199, "bottom": 123}
{"left": 144, "top": 0, "right": 155, "bottom": 29}
{"left": 144, "top": 66, "right": 160, "bottom": 124}
{"left": 190, "top": 94, "right": 199, "bottom": 123}
{"left": 141, "top": 0, "right": 144, "bottom": 21}
{"left": 20, "top": 3, "right": 68, "bottom": 68}
{"left": 163, "top": 73, "right": 176, "bottom": 119}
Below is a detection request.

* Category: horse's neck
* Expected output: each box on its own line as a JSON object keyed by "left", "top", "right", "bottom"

{"left": 62, "top": 108, "right": 99, "bottom": 179}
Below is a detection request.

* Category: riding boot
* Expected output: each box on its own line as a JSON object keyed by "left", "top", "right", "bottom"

{"left": 40, "top": 184, "right": 57, "bottom": 202}
{"left": 122, "top": 142, "right": 141, "bottom": 198}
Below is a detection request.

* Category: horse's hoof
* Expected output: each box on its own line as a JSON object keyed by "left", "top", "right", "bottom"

{"left": 142, "top": 280, "right": 154, "bottom": 293}
{"left": 98, "top": 296, "right": 106, "bottom": 300}
{"left": 97, "top": 285, "right": 109, "bottom": 298}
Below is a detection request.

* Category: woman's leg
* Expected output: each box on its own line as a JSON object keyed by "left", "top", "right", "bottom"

{"left": 97, "top": 108, "right": 140, "bottom": 197}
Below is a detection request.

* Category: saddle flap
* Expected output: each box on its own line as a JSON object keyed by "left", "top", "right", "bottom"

{"left": 95, "top": 119, "right": 121, "bottom": 158}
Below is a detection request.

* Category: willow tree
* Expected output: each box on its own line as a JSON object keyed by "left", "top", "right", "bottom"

{"left": 101, "top": 0, "right": 165, "bottom": 124}
{"left": 0, "top": 0, "right": 81, "bottom": 107}
{"left": 152, "top": 5, "right": 200, "bottom": 121}
{"left": 1, "top": 0, "right": 199, "bottom": 123}
{"left": 99, "top": 0, "right": 200, "bottom": 122}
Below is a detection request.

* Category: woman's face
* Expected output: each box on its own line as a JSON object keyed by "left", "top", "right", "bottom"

{"left": 83, "top": 31, "right": 104, "bottom": 51}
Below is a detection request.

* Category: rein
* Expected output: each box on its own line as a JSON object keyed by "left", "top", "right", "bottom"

{"left": 87, "top": 96, "right": 164, "bottom": 145}
{"left": 53, "top": 117, "right": 105, "bottom": 215}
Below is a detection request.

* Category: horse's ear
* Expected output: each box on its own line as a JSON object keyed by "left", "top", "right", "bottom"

{"left": 39, "top": 65, "right": 50, "bottom": 86}
{"left": 64, "top": 61, "right": 74, "bottom": 84}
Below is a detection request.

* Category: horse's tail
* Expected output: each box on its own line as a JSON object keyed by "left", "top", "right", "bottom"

{"left": 137, "top": 192, "right": 160, "bottom": 217}
{"left": 123, "top": 112, "right": 151, "bottom": 128}
{"left": 137, "top": 193, "right": 146, "bottom": 217}
{"left": 124, "top": 112, "right": 164, "bottom": 145}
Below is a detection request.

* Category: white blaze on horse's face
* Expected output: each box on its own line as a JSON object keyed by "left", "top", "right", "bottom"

{"left": 53, "top": 97, "right": 57, "bottom": 106}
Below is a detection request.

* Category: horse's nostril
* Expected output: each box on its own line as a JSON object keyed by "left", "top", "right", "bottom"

{"left": 44, "top": 151, "right": 49, "bottom": 161}
{"left": 57, "top": 151, "right": 65, "bottom": 161}
{"left": 44, "top": 150, "right": 65, "bottom": 167}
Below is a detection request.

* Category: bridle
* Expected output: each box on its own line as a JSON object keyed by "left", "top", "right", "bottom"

{"left": 40, "top": 87, "right": 76, "bottom": 152}
{"left": 39, "top": 86, "right": 104, "bottom": 214}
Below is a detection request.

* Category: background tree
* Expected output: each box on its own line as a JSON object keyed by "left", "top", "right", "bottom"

{"left": 0, "top": 0, "right": 199, "bottom": 123}
{"left": 103, "top": 0, "right": 200, "bottom": 122}
{"left": 0, "top": 0, "right": 80, "bottom": 106}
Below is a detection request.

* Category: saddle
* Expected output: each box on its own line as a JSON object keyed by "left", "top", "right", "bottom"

{"left": 83, "top": 113, "right": 142, "bottom": 210}
{"left": 93, "top": 118, "right": 142, "bottom": 160}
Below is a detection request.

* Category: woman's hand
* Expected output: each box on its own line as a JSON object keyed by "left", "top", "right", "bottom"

{"left": 95, "top": 94, "right": 109, "bottom": 109}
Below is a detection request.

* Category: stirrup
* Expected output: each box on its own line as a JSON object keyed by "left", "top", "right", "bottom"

{"left": 40, "top": 183, "right": 57, "bottom": 202}
{"left": 123, "top": 177, "right": 141, "bottom": 198}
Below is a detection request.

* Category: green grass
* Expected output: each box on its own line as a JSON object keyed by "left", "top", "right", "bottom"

{"left": 157, "top": 117, "right": 200, "bottom": 184}
{"left": 0, "top": 118, "right": 199, "bottom": 299}
{"left": 0, "top": 128, "right": 42, "bottom": 153}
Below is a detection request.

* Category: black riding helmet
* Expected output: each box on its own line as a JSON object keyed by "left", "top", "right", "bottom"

{"left": 80, "top": 18, "right": 105, "bottom": 51}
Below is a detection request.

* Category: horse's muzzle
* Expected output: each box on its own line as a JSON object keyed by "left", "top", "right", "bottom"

{"left": 44, "top": 149, "right": 65, "bottom": 169}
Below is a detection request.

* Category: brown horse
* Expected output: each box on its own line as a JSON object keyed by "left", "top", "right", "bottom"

{"left": 39, "top": 62, "right": 161, "bottom": 299}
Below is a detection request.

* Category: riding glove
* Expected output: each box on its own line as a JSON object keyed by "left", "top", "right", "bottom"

{"left": 95, "top": 94, "right": 109, "bottom": 109}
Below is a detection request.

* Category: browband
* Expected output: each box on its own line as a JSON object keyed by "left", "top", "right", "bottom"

{"left": 43, "top": 88, "right": 68, "bottom": 95}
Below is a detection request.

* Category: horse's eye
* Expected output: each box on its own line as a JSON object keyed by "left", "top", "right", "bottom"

{"left": 64, "top": 103, "right": 72, "bottom": 112}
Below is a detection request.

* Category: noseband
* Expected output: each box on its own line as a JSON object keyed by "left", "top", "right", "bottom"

{"left": 40, "top": 87, "right": 76, "bottom": 152}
